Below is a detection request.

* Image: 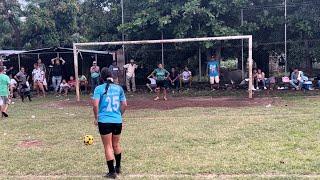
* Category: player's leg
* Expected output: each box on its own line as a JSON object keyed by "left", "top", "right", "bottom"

{"left": 154, "top": 81, "right": 161, "bottom": 100}
{"left": 126, "top": 76, "right": 131, "bottom": 92}
{"left": 163, "top": 87, "right": 167, "bottom": 100}
{"left": 112, "top": 123, "right": 123, "bottom": 174}
{"left": 99, "top": 123, "right": 116, "bottom": 178}
{"left": 38, "top": 82, "right": 45, "bottom": 97}
{"left": 132, "top": 77, "right": 136, "bottom": 92}
{"left": 1, "top": 97, "right": 9, "bottom": 117}
{"left": 210, "top": 77, "right": 215, "bottom": 90}
{"left": 215, "top": 76, "right": 220, "bottom": 89}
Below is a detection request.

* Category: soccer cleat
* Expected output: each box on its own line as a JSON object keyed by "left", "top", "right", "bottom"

{"left": 115, "top": 166, "right": 121, "bottom": 174}
{"left": 154, "top": 96, "right": 159, "bottom": 101}
{"left": 104, "top": 172, "right": 117, "bottom": 179}
{"left": 2, "top": 112, "right": 8, "bottom": 118}
{"left": 163, "top": 97, "right": 168, "bottom": 101}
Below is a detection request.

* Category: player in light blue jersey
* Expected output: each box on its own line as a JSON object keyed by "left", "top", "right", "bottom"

{"left": 92, "top": 67, "right": 127, "bottom": 179}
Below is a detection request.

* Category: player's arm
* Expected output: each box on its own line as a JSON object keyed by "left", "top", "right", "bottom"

{"left": 120, "top": 101, "right": 127, "bottom": 115}
{"left": 92, "top": 99, "right": 99, "bottom": 125}
{"left": 165, "top": 70, "right": 170, "bottom": 79}
{"left": 51, "top": 58, "right": 55, "bottom": 65}
{"left": 60, "top": 58, "right": 66, "bottom": 65}
{"left": 120, "top": 88, "right": 127, "bottom": 116}
{"left": 92, "top": 88, "right": 101, "bottom": 126}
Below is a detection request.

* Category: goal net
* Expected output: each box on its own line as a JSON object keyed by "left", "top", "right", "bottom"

{"left": 73, "top": 35, "right": 253, "bottom": 101}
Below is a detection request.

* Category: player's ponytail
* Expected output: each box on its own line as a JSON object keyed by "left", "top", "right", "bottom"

{"left": 100, "top": 67, "right": 114, "bottom": 95}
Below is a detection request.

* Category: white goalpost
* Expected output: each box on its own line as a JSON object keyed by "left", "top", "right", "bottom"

{"left": 73, "top": 35, "right": 253, "bottom": 101}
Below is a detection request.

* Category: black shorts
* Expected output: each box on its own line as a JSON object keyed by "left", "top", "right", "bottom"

{"left": 98, "top": 122, "right": 122, "bottom": 135}
{"left": 156, "top": 80, "right": 166, "bottom": 88}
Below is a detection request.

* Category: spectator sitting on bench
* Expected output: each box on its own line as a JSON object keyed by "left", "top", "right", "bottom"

{"left": 59, "top": 79, "right": 70, "bottom": 96}
{"left": 68, "top": 76, "right": 76, "bottom": 92}
{"left": 255, "top": 69, "right": 267, "bottom": 90}
{"left": 79, "top": 75, "right": 88, "bottom": 94}
{"left": 180, "top": 66, "right": 192, "bottom": 89}
{"left": 146, "top": 75, "right": 157, "bottom": 92}
{"left": 290, "top": 68, "right": 307, "bottom": 90}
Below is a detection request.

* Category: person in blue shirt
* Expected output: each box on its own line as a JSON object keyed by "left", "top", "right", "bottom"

{"left": 92, "top": 67, "right": 127, "bottom": 179}
{"left": 208, "top": 57, "right": 220, "bottom": 90}
{"left": 290, "top": 67, "right": 307, "bottom": 90}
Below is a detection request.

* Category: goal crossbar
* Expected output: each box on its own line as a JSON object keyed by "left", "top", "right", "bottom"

{"left": 73, "top": 35, "right": 253, "bottom": 101}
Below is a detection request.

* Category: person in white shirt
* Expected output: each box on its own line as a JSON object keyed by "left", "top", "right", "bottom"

{"left": 32, "top": 63, "right": 46, "bottom": 97}
{"left": 181, "top": 67, "right": 192, "bottom": 88}
{"left": 59, "top": 79, "right": 70, "bottom": 96}
{"left": 146, "top": 75, "right": 157, "bottom": 92}
{"left": 123, "top": 59, "right": 138, "bottom": 92}
{"left": 9, "top": 75, "right": 17, "bottom": 98}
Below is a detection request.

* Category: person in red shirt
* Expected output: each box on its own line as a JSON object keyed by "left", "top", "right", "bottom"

{"left": 68, "top": 76, "right": 76, "bottom": 92}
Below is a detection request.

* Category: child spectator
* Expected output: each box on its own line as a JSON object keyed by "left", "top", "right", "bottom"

{"left": 68, "top": 76, "right": 76, "bottom": 92}
{"left": 168, "top": 67, "right": 180, "bottom": 92}
{"left": 181, "top": 67, "right": 192, "bottom": 89}
{"left": 79, "top": 75, "right": 88, "bottom": 94}
{"left": 256, "top": 69, "right": 267, "bottom": 90}
{"left": 59, "top": 79, "right": 70, "bottom": 96}
{"left": 146, "top": 75, "right": 157, "bottom": 92}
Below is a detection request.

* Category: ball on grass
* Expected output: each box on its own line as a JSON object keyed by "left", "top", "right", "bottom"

{"left": 83, "top": 135, "right": 94, "bottom": 145}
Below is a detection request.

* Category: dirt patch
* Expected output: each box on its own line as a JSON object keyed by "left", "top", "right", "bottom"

{"left": 48, "top": 95, "right": 283, "bottom": 111}
{"left": 18, "top": 140, "right": 43, "bottom": 148}
{"left": 127, "top": 96, "right": 282, "bottom": 110}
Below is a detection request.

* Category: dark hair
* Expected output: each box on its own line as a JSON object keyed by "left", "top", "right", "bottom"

{"left": 100, "top": 67, "right": 113, "bottom": 95}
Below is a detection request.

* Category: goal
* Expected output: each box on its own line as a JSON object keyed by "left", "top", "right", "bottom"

{"left": 73, "top": 35, "right": 254, "bottom": 101}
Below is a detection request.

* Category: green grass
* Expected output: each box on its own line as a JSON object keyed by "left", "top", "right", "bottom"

{"left": 0, "top": 94, "right": 319, "bottom": 179}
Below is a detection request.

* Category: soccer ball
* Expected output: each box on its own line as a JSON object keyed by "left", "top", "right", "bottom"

{"left": 83, "top": 135, "right": 94, "bottom": 145}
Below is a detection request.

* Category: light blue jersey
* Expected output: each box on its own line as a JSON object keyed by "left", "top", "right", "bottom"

{"left": 93, "top": 83, "right": 126, "bottom": 123}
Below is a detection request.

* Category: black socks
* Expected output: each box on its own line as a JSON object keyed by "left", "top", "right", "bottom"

{"left": 115, "top": 153, "right": 121, "bottom": 168}
{"left": 107, "top": 160, "right": 115, "bottom": 173}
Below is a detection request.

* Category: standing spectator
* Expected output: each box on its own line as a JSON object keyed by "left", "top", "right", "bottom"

{"left": 181, "top": 67, "right": 192, "bottom": 89}
{"left": 15, "top": 67, "right": 32, "bottom": 102}
{"left": 290, "top": 68, "right": 307, "bottom": 90}
{"left": 168, "top": 67, "right": 180, "bottom": 93}
{"left": 51, "top": 57, "right": 65, "bottom": 93}
{"left": 109, "top": 60, "right": 120, "bottom": 84}
{"left": 37, "top": 59, "right": 48, "bottom": 91}
{"left": 150, "top": 63, "right": 170, "bottom": 101}
{"left": 0, "top": 66, "right": 10, "bottom": 117}
{"left": 256, "top": 69, "right": 267, "bottom": 90}
{"left": 123, "top": 59, "right": 138, "bottom": 92}
{"left": 0, "top": 61, "right": 7, "bottom": 74}
{"left": 90, "top": 61, "right": 100, "bottom": 94}
{"left": 32, "top": 63, "right": 46, "bottom": 97}
{"left": 208, "top": 57, "right": 220, "bottom": 90}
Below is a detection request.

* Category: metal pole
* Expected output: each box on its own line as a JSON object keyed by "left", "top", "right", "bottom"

{"left": 18, "top": 54, "right": 21, "bottom": 70}
{"left": 241, "top": 9, "right": 245, "bottom": 79}
{"left": 198, "top": 47, "right": 202, "bottom": 81}
{"left": 248, "top": 36, "right": 253, "bottom": 99}
{"left": 284, "top": 0, "right": 287, "bottom": 73}
{"left": 73, "top": 44, "right": 80, "bottom": 101}
{"left": 161, "top": 31, "right": 164, "bottom": 66}
{"left": 121, "top": 0, "right": 125, "bottom": 58}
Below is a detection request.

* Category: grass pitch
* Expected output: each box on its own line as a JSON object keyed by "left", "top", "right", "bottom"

{"left": 0, "top": 94, "right": 319, "bottom": 179}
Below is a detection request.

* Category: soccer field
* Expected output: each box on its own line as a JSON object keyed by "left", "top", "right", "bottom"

{"left": 0, "top": 94, "right": 319, "bottom": 179}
